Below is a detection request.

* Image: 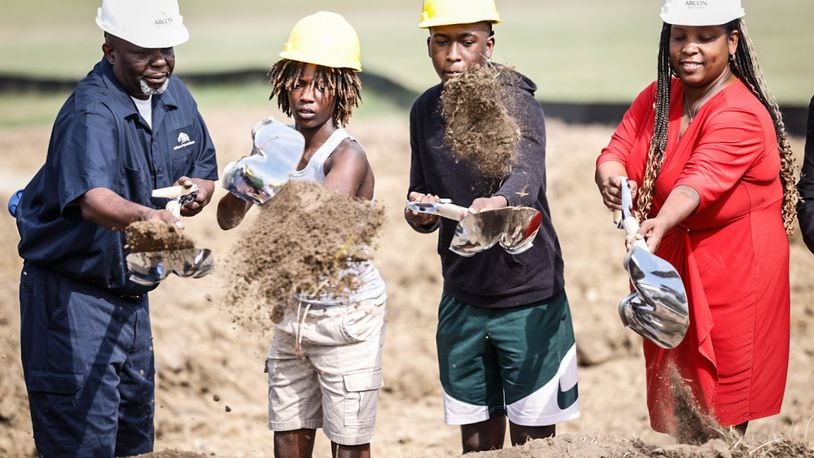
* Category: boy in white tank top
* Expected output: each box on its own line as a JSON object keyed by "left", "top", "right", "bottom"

{"left": 216, "top": 12, "right": 386, "bottom": 458}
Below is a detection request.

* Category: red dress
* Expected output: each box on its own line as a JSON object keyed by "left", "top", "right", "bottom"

{"left": 597, "top": 78, "right": 790, "bottom": 432}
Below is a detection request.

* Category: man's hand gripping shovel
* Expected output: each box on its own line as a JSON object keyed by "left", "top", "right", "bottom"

{"left": 126, "top": 184, "right": 214, "bottom": 286}
{"left": 405, "top": 199, "right": 543, "bottom": 257}
{"left": 616, "top": 177, "right": 689, "bottom": 349}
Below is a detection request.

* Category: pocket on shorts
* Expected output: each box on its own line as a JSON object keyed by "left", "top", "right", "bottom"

{"left": 27, "top": 369, "right": 84, "bottom": 395}
{"left": 343, "top": 369, "right": 383, "bottom": 427}
{"left": 26, "top": 370, "right": 84, "bottom": 416}
{"left": 338, "top": 298, "right": 386, "bottom": 344}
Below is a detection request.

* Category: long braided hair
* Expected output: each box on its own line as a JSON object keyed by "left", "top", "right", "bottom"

{"left": 637, "top": 19, "right": 798, "bottom": 234}
{"left": 268, "top": 59, "right": 362, "bottom": 128}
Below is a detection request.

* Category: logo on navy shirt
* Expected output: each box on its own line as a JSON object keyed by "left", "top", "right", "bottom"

{"left": 174, "top": 132, "right": 196, "bottom": 151}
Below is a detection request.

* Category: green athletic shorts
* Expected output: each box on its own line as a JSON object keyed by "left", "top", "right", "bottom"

{"left": 436, "top": 291, "right": 580, "bottom": 426}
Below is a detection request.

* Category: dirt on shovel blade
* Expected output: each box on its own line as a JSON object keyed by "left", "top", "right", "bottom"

{"left": 125, "top": 220, "right": 195, "bottom": 253}
{"left": 222, "top": 180, "right": 385, "bottom": 331}
{"left": 440, "top": 64, "right": 522, "bottom": 180}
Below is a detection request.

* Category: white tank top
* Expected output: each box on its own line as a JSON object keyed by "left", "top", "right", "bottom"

{"left": 290, "top": 128, "right": 386, "bottom": 306}
{"left": 290, "top": 128, "right": 351, "bottom": 184}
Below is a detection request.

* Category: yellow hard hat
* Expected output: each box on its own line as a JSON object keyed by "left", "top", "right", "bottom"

{"left": 418, "top": 0, "right": 501, "bottom": 29}
{"left": 279, "top": 11, "right": 362, "bottom": 72}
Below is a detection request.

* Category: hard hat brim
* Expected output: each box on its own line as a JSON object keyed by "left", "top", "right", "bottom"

{"left": 96, "top": 17, "right": 190, "bottom": 49}
{"left": 279, "top": 51, "right": 362, "bottom": 72}
{"left": 418, "top": 17, "right": 500, "bottom": 29}
{"left": 660, "top": 9, "right": 745, "bottom": 26}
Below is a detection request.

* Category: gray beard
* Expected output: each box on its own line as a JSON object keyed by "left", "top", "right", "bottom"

{"left": 139, "top": 79, "right": 169, "bottom": 97}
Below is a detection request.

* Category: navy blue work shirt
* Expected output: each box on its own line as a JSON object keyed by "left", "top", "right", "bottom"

{"left": 16, "top": 58, "right": 218, "bottom": 296}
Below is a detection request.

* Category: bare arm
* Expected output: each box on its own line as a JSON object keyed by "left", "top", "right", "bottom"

{"left": 323, "top": 140, "right": 372, "bottom": 200}
{"left": 635, "top": 185, "right": 700, "bottom": 252}
{"left": 78, "top": 188, "right": 179, "bottom": 231}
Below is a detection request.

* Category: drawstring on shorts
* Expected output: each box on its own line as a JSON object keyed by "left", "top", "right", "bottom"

{"left": 294, "top": 300, "right": 312, "bottom": 356}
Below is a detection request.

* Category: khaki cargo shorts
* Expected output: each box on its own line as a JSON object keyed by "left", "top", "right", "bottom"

{"left": 266, "top": 292, "right": 387, "bottom": 445}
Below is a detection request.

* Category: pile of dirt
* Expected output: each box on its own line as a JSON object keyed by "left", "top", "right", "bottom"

{"left": 471, "top": 433, "right": 814, "bottom": 458}
{"left": 125, "top": 221, "right": 195, "bottom": 253}
{"left": 440, "top": 64, "right": 522, "bottom": 179}
{"left": 222, "top": 180, "right": 384, "bottom": 330}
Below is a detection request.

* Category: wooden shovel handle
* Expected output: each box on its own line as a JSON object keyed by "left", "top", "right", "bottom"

{"left": 435, "top": 203, "right": 470, "bottom": 221}
{"left": 152, "top": 185, "right": 188, "bottom": 199}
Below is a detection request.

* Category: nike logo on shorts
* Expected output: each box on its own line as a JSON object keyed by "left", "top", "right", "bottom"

{"left": 557, "top": 379, "right": 579, "bottom": 410}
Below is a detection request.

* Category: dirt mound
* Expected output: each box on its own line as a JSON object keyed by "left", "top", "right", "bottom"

{"left": 2, "top": 110, "right": 813, "bottom": 457}
{"left": 126, "top": 221, "right": 195, "bottom": 253}
{"left": 471, "top": 433, "right": 814, "bottom": 458}
{"left": 222, "top": 180, "right": 384, "bottom": 330}
{"left": 440, "top": 64, "right": 521, "bottom": 179}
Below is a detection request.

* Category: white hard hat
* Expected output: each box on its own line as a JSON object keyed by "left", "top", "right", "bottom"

{"left": 660, "top": 0, "right": 745, "bottom": 26}
{"left": 96, "top": 0, "right": 189, "bottom": 49}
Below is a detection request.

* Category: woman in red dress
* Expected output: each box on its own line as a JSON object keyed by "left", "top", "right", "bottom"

{"left": 595, "top": 0, "right": 797, "bottom": 442}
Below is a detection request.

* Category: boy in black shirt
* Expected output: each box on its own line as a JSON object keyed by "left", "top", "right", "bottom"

{"left": 405, "top": 0, "right": 580, "bottom": 452}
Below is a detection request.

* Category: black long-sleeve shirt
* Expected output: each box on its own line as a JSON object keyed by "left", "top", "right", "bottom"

{"left": 797, "top": 95, "right": 814, "bottom": 253}
{"left": 407, "top": 70, "right": 564, "bottom": 308}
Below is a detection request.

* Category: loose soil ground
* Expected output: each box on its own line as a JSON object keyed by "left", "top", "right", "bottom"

{"left": 1, "top": 109, "right": 812, "bottom": 457}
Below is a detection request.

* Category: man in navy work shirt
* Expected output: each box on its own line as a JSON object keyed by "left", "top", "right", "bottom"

{"left": 14, "top": 0, "right": 217, "bottom": 455}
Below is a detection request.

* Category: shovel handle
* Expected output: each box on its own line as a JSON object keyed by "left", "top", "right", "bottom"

{"left": 617, "top": 177, "right": 649, "bottom": 251}
{"left": 405, "top": 199, "right": 470, "bottom": 221}
{"left": 435, "top": 203, "right": 470, "bottom": 221}
{"left": 165, "top": 200, "right": 182, "bottom": 218}
{"left": 621, "top": 215, "right": 649, "bottom": 251}
{"left": 152, "top": 185, "right": 188, "bottom": 199}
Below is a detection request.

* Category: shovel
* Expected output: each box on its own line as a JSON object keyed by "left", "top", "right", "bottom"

{"left": 125, "top": 184, "right": 214, "bottom": 286}
{"left": 405, "top": 199, "right": 542, "bottom": 257}
{"left": 615, "top": 177, "right": 689, "bottom": 349}
{"left": 222, "top": 117, "right": 305, "bottom": 205}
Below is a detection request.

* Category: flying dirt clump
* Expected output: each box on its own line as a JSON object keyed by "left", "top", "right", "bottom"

{"left": 440, "top": 64, "right": 522, "bottom": 179}
{"left": 223, "top": 180, "right": 385, "bottom": 331}
{"left": 125, "top": 221, "right": 195, "bottom": 253}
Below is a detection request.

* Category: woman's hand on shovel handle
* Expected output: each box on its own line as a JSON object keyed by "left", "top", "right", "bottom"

{"left": 405, "top": 192, "right": 441, "bottom": 233}
{"left": 596, "top": 162, "right": 637, "bottom": 211}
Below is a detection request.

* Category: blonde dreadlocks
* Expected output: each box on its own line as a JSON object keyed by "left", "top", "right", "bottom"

{"left": 268, "top": 59, "right": 362, "bottom": 128}
{"left": 637, "top": 19, "right": 798, "bottom": 234}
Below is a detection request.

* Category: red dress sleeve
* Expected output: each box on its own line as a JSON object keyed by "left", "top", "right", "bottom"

{"left": 674, "top": 107, "right": 765, "bottom": 211}
{"left": 596, "top": 82, "right": 657, "bottom": 168}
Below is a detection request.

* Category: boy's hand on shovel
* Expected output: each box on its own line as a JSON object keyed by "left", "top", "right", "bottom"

{"left": 406, "top": 192, "right": 442, "bottom": 228}
{"left": 469, "top": 195, "right": 508, "bottom": 213}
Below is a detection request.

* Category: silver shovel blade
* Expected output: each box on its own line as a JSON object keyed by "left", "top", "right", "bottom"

{"left": 222, "top": 118, "right": 304, "bottom": 205}
{"left": 126, "top": 248, "right": 214, "bottom": 286}
{"left": 451, "top": 207, "right": 543, "bottom": 257}
{"left": 620, "top": 246, "right": 689, "bottom": 348}
{"left": 619, "top": 292, "right": 688, "bottom": 349}
{"left": 497, "top": 207, "right": 542, "bottom": 254}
